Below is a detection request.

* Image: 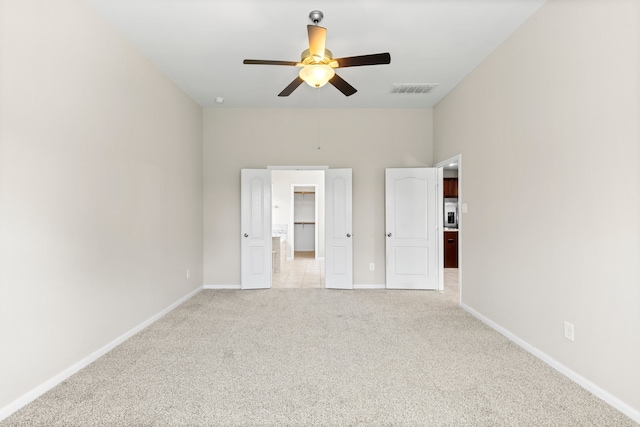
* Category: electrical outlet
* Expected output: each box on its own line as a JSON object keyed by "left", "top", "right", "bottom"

{"left": 564, "top": 321, "right": 574, "bottom": 341}
{"left": 369, "top": 263, "right": 375, "bottom": 271}
{"left": 186, "top": 269, "right": 191, "bottom": 279}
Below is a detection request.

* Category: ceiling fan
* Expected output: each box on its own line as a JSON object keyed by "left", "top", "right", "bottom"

{"left": 243, "top": 10, "right": 391, "bottom": 97}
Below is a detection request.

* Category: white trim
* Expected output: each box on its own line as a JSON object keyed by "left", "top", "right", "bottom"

{"left": 267, "top": 165, "right": 329, "bottom": 170}
{"left": 0, "top": 285, "right": 203, "bottom": 422}
{"left": 461, "top": 303, "right": 640, "bottom": 424}
{"left": 353, "top": 284, "right": 386, "bottom": 289}
{"left": 203, "top": 284, "right": 241, "bottom": 290}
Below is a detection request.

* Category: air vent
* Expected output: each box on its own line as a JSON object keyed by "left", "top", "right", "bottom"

{"left": 390, "top": 83, "right": 439, "bottom": 94}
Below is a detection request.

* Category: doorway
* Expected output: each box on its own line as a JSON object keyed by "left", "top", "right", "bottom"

{"left": 435, "top": 155, "right": 462, "bottom": 304}
{"left": 241, "top": 167, "right": 353, "bottom": 290}
{"left": 293, "top": 185, "right": 317, "bottom": 259}
{"left": 271, "top": 170, "right": 325, "bottom": 288}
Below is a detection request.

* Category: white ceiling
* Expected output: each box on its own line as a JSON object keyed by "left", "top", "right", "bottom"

{"left": 87, "top": 0, "right": 547, "bottom": 109}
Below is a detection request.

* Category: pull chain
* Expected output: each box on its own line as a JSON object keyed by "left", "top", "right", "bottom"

{"left": 316, "top": 88, "right": 321, "bottom": 150}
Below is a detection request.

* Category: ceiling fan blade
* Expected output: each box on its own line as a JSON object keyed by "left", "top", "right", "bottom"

{"left": 329, "top": 73, "right": 357, "bottom": 97}
{"left": 278, "top": 76, "right": 305, "bottom": 97}
{"left": 334, "top": 53, "right": 391, "bottom": 68}
{"left": 307, "top": 25, "right": 327, "bottom": 59}
{"left": 243, "top": 59, "right": 299, "bottom": 66}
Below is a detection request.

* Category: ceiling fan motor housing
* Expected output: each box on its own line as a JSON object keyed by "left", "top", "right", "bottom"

{"left": 300, "top": 48, "right": 336, "bottom": 66}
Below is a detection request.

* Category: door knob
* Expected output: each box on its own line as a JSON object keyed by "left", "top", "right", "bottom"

{"left": 346, "top": 233, "right": 351, "bottom": 238}
{"left": 244, "top": 233, "right": 248, "bottom": 238}
{"left": 387, "top": 233, "right": 392, "bottom": 237}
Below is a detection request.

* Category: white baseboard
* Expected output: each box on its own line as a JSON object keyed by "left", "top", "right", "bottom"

{"left": 0, "top": 285, "right": 203, "bottom": 422}
{"left": 203, "top": 284, "right": 241, "bottom": 290}
{"left": 205, "top": 284, "right": 384, "bottom": 290}
{"left": 353, "top": 284, "right": 386, "bottom": 289}
{"left": 460, "top": 303, "right": 640, "bottom": 424}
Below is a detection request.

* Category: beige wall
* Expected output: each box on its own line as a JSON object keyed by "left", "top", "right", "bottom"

{"left": 204, "top": 108, "right": 433, "bottom": 286}
{"left": 0, "top": 0, "right": 203, "bottom": 409}
{"left": 434, "top": 0, "right": 640, "bottom": 414}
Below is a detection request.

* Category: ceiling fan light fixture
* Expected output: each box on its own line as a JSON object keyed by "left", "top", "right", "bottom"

{"left": 299, "top": 64, "right": 335, "bottom": 88}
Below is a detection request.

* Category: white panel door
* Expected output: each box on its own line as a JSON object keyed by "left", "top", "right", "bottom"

{"left": 241, "top": 169, "right": 271, "bottom": 290}
{"left": 385, "top": 168, "right": 438, "bottom": 290}
{"left": 325, "top": 169, "right": 353, "bottom": 289}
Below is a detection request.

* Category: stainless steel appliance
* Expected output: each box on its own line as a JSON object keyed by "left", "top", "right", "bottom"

{"left": 444, "top": 198, "right": 458, "bottom": 229}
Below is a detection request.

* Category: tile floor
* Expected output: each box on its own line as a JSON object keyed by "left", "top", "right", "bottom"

{"left": 443, "top": 267, "right": 459, "bottom": 300}
{"left": 273, "top": 253, "right": 459, "bottom": 293}
{"left": 272, "top": 251, "right": 325, "bottom": 288}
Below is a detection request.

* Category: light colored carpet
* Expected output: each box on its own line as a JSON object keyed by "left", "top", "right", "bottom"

{"left": 2, "top": 287, "right": 637, "bottom": 426}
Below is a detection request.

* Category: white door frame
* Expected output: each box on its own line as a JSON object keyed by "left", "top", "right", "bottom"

{"left": 434, "top": 154, "right": 462, "bottom": 304}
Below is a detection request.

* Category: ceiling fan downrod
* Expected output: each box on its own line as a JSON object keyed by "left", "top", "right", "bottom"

{"left": 308, "top": 10, "right": 323, "bottom": 25}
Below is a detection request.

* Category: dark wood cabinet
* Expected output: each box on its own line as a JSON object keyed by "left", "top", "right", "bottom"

{"left": 443, "top": 178, "right": 458, "bottom": 198}
{"left": 444, "top": 231, "right": 458, "bottom": 268}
